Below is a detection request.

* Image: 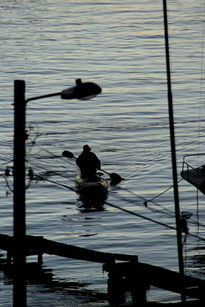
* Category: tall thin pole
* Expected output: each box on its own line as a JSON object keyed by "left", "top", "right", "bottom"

{"left": 13, "top": 80, "right": 27, "bottom": 306}
{"left": 162, "top": 0, "right": 185, "bottom": 299}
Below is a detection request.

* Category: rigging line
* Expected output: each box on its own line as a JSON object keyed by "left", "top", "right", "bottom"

{"left": 141, "top": 203, "right": 174, "bottom": 219}
{"left": 118, "top": 185, "right": 205, "bottom": 229}
{"left": 110, "top": 185, "right": 175, "bottom": 217}
{"left": 2, "top": 175, "right": 13, "bottom": 193}
{"left": 6, "top": 161, "right": 204, "bottom": 230}
{"left": 7, "top": 159, "right": 205, "bottom": 242}
{"left": 109, "top": 189, "right": 175, "bottom": 219}
{"left": 110, "top": 186, "right": 146, "bottom": 203}
{"left": 196, "top": 188, "right": 200, "bottom": 237}
{"left": 114, "top": 179, "right": 183, "bottom": 209}
{"left": 187, "top": 232, "right": 205, "bottom": 243}
{"left": 25, "top": 166, "right": 205, "bottom": 243}
{"left": 28, "top": 161, "right": 73, "bottom": 179}
{"left": 188, "top": 218, "right": 205, "bottom": 229}
{"left": 105, "top": 201, "right": 176, "bottom": 231}
{"left": 28, "top": 150, "right": 62, "bottom": 161}
{"left": 27, "top": 147, "right": 73, "bottom": 171}
{"left": 109, "top": 186, "right": 205, "bottom": 230}
{"left": 0, "top": 159, "right": 13, "bottom": 168}
{"left": 105, "top": 201, "right": 205, "bottom": 243}
{"left": 146, "top": 179, "right": 183, "bottom": 203}
{"left": 37, "top": 147, "right": 61, "bottom": 159}
{"left": 34, "top": 174, "right": 77, "bottom": 192}
{"left": 27, "top": 156, "right": 74, "bottom": 173}
{"left": 197, "top": 0, "right": 205, "bottom": 156}
{"left": 26, "top": 141, "right": 60, "bottom": 159}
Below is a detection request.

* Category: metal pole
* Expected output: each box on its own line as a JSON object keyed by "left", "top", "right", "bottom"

{"left": 162, "top": 1, "right": 185, "bottom": 300}
{"left": 25, "top": 91, "right": 61, "bottom": 103}
{"left": 13, "top": 80, "right": 27, "bottom": 306}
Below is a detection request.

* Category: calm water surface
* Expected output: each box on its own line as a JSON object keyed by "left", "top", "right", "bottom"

{"left": 0, "top": 0, "right": 205, "bottom": 305}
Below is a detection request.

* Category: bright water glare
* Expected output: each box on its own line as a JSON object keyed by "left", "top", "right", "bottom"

{"left": 0, "top": 0, "right": 205, "bottom": 306}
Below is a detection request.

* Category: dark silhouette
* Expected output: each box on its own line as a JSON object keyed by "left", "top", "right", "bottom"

{"left": 76, "top": 145, "right": 101, "bottom": 181}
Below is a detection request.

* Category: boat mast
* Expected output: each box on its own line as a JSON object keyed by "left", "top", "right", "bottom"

{"left": 162, "top": 0, "right": 185, "bottom": 290}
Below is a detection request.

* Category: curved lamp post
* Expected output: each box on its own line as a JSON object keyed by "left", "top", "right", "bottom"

{"left": 13, "top": 79, "right": 101, "bottom": 307}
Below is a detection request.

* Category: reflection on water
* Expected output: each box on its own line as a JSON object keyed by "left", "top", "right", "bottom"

{"left": 0, "top": 0, "right": 205, "bottom": 305}
{"left": 0, "top": 256, "right": 108, "bottom": 306}
{"left": 77, "top": 199, "right": 106, "bottom": 213}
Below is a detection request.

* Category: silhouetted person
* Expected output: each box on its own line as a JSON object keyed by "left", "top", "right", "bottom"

{"left": 76, "top": 145, "right": 101, "bottom": 181}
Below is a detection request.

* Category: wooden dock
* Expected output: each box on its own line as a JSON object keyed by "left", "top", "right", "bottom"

{"left": 104, "top": 261, "right": 205, "bottom": 305}
{"left": 0, "top": 233, "right": 138, "bottom": 264}
{"left": 0, "top": 233, "right": 205, "bottom": 305}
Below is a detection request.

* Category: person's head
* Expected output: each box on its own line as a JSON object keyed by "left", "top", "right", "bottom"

{"left": 83, "top": 144, "right": 92, "bottom": 152}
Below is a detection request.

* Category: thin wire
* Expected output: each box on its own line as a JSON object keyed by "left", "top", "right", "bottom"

{"left": 3, "top": 166, "right": 205, "bottom": 244}
{"left": 110, "top": 185, "right": 176, "bottom": 218}
{"left": 147, "top": 179, "right": 183, "bottom": 203}
{"left": 105, "top": 201, "right": 176, "bottom": 230}
{"left": 34, "top": 174, "right": 77, "bottom": 192}
{"left": 105, "top": 201, "right": 205, "bottom": 243}
{"left": 197, "top": 0, "right": 205, "bottom": 157}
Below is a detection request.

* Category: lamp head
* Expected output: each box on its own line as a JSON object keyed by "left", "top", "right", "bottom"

{"left": 61, "top": 79, "right": 102, "bottom": 100}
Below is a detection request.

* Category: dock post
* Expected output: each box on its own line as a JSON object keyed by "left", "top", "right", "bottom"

{"left": 124, "top": 261, "right": 147, "bottom": 305}
{"left": 37, "top": 253, "right": 43, "bottom": 265}
{"left": 7, "top": 250, "right": 12, "bottom": 265}
{"left": 107, "top": 270, "right": 125, "bottom": 304}
{"left": 130, "top": 278, "right": 147, "bottom": 305}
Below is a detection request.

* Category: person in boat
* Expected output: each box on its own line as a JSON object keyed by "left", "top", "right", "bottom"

{"left": 76, "top": 145, "right": 101, "bottom": 181}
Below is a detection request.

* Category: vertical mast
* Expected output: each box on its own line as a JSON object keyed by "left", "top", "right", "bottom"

{"left": 162, "top": 0, "right": 185, "bottom": 299}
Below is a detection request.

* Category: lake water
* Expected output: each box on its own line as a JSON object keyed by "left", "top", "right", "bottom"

{"left": 0, "top": 0, "right": 205, "bottom": 305}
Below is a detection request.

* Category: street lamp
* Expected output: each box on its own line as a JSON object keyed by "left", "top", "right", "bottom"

{"left": 25, "top": 78, "right": 102, "bottom": 103}
{"left": 13, "top": 79, "right": 102, "bottom": 307}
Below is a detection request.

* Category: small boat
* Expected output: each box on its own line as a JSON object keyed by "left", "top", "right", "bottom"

{"left": 181, "top": 154, "right": 205, "bottom": 195}
{"left": 75, "top": 173, "right": 108, "bottom": 209}
{"left": 181, "top": 165, "right": 205, "bottom": 195}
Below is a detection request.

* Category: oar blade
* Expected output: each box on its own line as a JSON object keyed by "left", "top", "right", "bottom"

{"left": 110, "top": 173, "right": 124, "bottom": 185}
{"left": 62, "top": 150, "right": 75, "bottom": 159}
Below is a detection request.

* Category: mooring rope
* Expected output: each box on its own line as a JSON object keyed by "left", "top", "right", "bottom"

{"left": 2, "top": 168, "right": 205, "bottom": 245}
{"left": 33, "top": 174, "right": 77, "bottom": 192}
{"left": 105, "top": 201, "right": 205, "bottom": 244}
{"left": 144, "top": 178, "right": 183, "bottom": 204}
{"left": 2, "top": 136, "right": 205, "bottom": 245}
{"left": 105, "top": 201, "right": 176, "bottom": 230}
{"left": 110, "top": 185, "right": 175, "bottom": 216}
{"left": 110, "top": 184, "right": 205, "bottom": 231}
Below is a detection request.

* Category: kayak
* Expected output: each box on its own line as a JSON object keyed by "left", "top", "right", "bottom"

{"left": 75, "top": 174, "right": 108, "bottom": 208}
{"left": 75, "top": 174, "right": 108, "bottom": 195}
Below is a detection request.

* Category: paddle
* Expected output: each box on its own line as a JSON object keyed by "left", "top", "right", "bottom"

{"left": 62, "top": 150, "right": 124, "bottom": 185}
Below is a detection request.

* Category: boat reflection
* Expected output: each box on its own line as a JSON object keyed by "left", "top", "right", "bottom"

{"left": 75, "top": 174, "right": 108, "bottom": 212}
{"left": 76, "top": 189, "right": 108, "bottom": 212}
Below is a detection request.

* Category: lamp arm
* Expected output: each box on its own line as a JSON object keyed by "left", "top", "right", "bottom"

{"left": 25, "top": 91, "right": 61, "bottom": 103}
